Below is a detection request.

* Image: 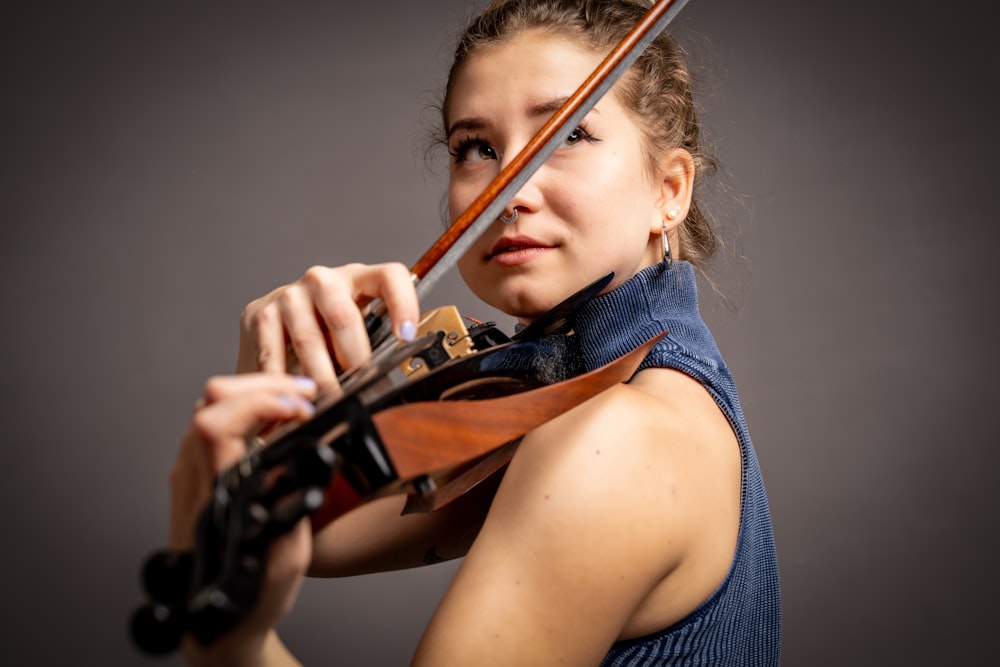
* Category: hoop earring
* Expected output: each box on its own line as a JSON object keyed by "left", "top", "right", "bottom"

{"left": 499, "top": 209, "right": 518, "bottom": 225}
{"left": 661, "top": 223, "right": 673, "bottom": 267}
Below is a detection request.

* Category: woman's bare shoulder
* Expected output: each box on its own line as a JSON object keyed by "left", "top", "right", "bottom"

{"left": 492, "top": 366, "right": 740, "bottom": 551}
{"left": 413, "top": 369, "right": 742, "bottom": 663}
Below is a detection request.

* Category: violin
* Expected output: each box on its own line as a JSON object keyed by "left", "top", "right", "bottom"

{"left": 129, "top": 0, "right": 689, "bottom": 655}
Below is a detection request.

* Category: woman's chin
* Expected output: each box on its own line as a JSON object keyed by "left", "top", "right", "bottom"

{"left": 473, "top": 275, "right": 608, "bottom": 322}
{"left": 490, "top": 292, "right": 563, "bottom": 322}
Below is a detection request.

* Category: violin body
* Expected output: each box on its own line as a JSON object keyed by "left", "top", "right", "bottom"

{"left": 129, "top": 0, "right": 691, "bottom": 651}
{"left": 130, "top": 273, "right": 666, "bottom": 654}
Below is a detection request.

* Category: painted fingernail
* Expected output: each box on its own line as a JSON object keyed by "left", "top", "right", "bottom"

{"left": 279, "top": 395, "right": 315, "bottom": 416}
{"left": 292, "top": 376, "right": 317, "bottom": 393}
{"left": 400, "top": 320, "right": 416, "bottom": 342}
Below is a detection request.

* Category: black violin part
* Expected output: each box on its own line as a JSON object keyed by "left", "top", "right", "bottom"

{"left": 129, "top": 272, "right": 653, "bottom": 655}
{"left": 128, "top": 0, "right": 693, "bottom": 650}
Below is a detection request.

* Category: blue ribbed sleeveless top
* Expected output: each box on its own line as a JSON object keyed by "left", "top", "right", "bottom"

{"left": 568, "top": 262, "right": 781, "bottom": 666}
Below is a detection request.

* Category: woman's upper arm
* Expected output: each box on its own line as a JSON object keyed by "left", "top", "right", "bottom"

{"left": 308, "top": 464, "right": 503, "bottom": 577}
{"left": 412, "top": 381, "right": 708, "bottom": 666}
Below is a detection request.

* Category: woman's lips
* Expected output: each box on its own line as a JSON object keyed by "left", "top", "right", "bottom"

{"left": 487, "top": 235, "right": 555, "bottom": 266}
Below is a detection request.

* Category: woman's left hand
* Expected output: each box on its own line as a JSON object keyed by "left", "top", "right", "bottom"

{"left": 170, "top": 373, "right": 318, "bottom": 667}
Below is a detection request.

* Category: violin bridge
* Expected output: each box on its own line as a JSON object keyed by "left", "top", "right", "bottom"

{"left": 399, "top": 306, "right": 475, "bottom": 378}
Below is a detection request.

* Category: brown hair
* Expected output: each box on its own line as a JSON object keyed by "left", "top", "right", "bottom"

{"left": 442, "top": 0, "right": 719, "bottom": 266}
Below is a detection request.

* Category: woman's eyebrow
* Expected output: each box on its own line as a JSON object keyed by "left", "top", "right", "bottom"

{"left": 446, "top": 96, "right": 598, "bottom": 139}
{"left": 529, "top": 96, "right": 571, "bottom": 117}
{"left": 530, "top": 96, "right": 601, "bottom": 118}
{"left": 447, "top": 117, "right": 487, "bottom": 139}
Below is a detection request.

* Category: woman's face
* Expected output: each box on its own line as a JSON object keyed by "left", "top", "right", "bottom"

{"left": 447, "top": 31, "right": 679, "bottom": 321}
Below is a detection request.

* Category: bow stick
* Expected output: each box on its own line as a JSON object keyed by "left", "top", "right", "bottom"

{"left": 130, "top": 0, "right": 693, "bottom": 654}
{"left": 365, "top": 0, "right": 690, "bottom": 349}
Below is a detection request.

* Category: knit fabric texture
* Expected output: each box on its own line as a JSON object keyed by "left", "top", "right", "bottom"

{"left": 571, "top": 262, "right": 782, "bottom": 667}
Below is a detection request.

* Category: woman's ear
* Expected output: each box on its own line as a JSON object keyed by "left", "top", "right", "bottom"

{"left": 651, "top": 149, "right": 695, "bottom": 234}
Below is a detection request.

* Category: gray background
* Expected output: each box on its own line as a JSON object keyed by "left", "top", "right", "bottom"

{"left": 2, "top": 0, "right": 997, "bottom": 664}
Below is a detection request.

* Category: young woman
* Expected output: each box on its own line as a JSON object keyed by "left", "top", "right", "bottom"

{"left": 170, "top": 1, "right": 781, "bottom": 664}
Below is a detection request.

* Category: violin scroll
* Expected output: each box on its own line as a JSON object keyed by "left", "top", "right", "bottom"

{"left": 131, "top": 435, "right": 337, "bottom": 654}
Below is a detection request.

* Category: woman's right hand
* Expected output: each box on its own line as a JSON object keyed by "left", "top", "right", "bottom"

{"left": 236, "top": 262, "right": 420, "bottom": 388}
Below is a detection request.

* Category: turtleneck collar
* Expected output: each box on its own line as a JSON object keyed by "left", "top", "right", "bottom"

{"left": 573, "top": 261, "right": 722, "bottom": 373}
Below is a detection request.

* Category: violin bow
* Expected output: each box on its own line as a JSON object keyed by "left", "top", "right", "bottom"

{"left": 365, "top": 0, "right": 690, "bottom": 348}
{"left": 130, "top": 0, "right": 692, "bottom": 654}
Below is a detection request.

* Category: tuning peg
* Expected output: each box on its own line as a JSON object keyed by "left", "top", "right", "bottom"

{"left": 265, "top": 487, "right": 327, "bottom": 539}
{"left": 290, "top": 439, "right": 336, "bottom": 488}
{"left": 141, "top": 550, "right": 192, "bottom": 606}
{"left": 187, "top": 585, "right": 245, "bottom": 646}
{"left": 129, "top": 602, "right": 184, "bottom": 655}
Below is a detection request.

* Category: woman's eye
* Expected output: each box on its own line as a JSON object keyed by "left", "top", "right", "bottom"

{"left": 451, "top": 138, "right": 498, "bottom": 164}
{"left": 565, "top": 126, "right": 595, "bottom": 146}
{"left": 470, "top": 143, "right": 498, "bottom": 161}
